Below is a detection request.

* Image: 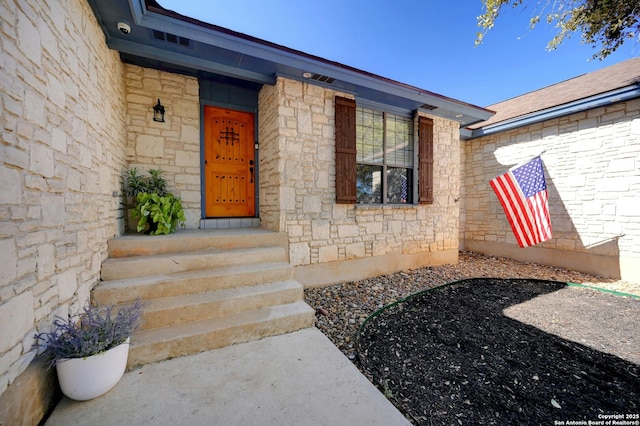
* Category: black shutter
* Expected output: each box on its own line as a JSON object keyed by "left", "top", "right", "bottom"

{"left": 418, "top": 116, "right": 434, "bottom": 204}
{"left": 335, "top": 97, "right": 357, "bottom": 204}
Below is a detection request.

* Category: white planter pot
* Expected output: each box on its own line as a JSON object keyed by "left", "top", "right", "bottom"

{"left": 55, "top": 338, "right": 130, "bottom": 401}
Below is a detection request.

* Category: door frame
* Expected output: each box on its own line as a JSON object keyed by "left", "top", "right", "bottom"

{"left": 200, "top": 101, "right": 259, "bottom": 219}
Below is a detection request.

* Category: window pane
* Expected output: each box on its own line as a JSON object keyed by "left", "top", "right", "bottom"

{"left": 356, "top": 108, "right": 383, "bottom": 164}
{"left": 355, "top": 107, "right": 415, "bottom": 205}
{"left": 387, "top": 167, "right": 412, "bottom": 204}
{"left": 385, "top": 114, "right": 413, "bottom": 168}
{"left": 357, "top": 165, "right": 382, "bottom": 204}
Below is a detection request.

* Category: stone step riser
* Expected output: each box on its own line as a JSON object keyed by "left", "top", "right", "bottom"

{"left": 96, "top": 229, "right": 315, "bottom": 370}
{"left": 108, "top": 230, "right": 288, "bottom": 258}
{"left": 127, "top": 303, "right": 315, "bottom": 370}
{"left": 93, "top": 263, "right": 294, "bottom": 305}
{"left": 139, "top": 282, "right": 303, "bottom": 330}
{"left": 101, "top": 246, "right": 286, "bottom": 281}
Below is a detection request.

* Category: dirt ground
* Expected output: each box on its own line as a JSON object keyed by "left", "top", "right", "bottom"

{"left": 355, "top": 278, "right": 640, "bottom": 425}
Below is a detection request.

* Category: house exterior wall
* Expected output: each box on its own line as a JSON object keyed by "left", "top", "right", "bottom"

{"left": 124, "top": 64, "right": 201, "bottom": 229}
{"left": 461, "top": 99, "right": 640, "bottom": 282}
{"left": 0, "top": 0, "right": 127, "bottom": 423}
{"left": 259, "top": 78, "right": 461, "bottom": 287}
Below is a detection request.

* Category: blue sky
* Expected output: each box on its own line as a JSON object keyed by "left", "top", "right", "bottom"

{"left": 159, "top": 0, "right": 638, "bottom": 107}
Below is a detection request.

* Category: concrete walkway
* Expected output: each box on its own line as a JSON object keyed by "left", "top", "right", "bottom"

{"left": 45, "top": 328, "right": 410, "bottom": 426}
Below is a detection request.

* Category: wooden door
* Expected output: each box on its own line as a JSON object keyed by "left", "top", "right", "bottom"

{"left": 204, "top": 106, "right": 255, "bottom": 217}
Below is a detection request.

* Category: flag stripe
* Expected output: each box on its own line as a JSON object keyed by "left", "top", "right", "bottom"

{"left": 530, "top": 189, "right": 550, "bottom": 240}
{"left": 529, "top": 191, "right": 552, "bottom": 240}
{"left": 489, "top": 156, "right": 552, "bottom": 248}
{"left": 503, "top": 174, "right": 538, "bottom": 245}
{"left": 491, "top": 174, "right": 536, "bottom": 246}
{"left": 490, "top": 175, "right": 531, "bottom": 246}
{"left": 495, "top": 176, "right": 530, "bottom": 246}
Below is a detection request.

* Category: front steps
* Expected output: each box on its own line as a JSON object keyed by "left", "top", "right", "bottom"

{"left": 93, "top": 228, "right": 315, "bottom": 370}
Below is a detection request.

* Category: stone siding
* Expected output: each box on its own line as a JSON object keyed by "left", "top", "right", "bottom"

{"left": 0, "top": 0, "right": 127, "bottom": 423}
{"left": 461, "top": 99, "right": 640, "bottom": 281}
{"left": 259, "top": 78, "right": 461, "bottom": 285}
{"left": 124, "top": 65, "right": 201, "bottom": 229}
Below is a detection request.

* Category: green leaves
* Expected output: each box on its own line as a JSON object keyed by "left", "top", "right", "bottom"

{"left": 124, "top": 167, "right": 169, "bottom": 198}
{"left": 476, "top": 0, "right": 639, "bottom": 60}
{"left": 125, "top": 167, "right": 185, "bottom": 235}
{"left": 147, "top": 169, "right": 168, "bottom": 196}
{"left": 133, "top": 192, "right": 186, "bottom": 235}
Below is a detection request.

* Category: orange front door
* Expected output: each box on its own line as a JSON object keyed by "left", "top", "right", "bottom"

{"left": 204, "top": 106, "right": 255, "bottom": 217}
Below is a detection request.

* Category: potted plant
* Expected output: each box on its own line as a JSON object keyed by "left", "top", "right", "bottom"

{"left": 35, "top": 300, "right": 144, "bottom": 401}
{"left": 124, "top": 168, "right": 186, "bottom": 235}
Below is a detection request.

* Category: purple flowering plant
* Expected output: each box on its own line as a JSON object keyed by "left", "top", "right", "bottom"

{"left": 35, "top": 299, "right": 144, "bottom": 368}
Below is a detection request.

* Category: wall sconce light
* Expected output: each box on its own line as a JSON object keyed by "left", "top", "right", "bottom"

{"left": 153, "top": 99, "right": 165, "bottom": 122}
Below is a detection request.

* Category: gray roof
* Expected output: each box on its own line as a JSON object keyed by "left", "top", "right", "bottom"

{"left": 466, "top": 57, "right": 640, "bottom": 137}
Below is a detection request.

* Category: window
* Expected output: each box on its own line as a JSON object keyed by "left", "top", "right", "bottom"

{"left": 335, "top": 96, "right": 433, "bottom": 205}
{"left": 355, "top": 107, "right": 413, "bottom": 204}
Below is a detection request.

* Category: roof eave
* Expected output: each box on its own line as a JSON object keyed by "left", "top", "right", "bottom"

{"left": 130, "top": 0, "right": 493, "bottom": 125}
{"left": 463, "top": 85, "right": 640, "bottom": 140}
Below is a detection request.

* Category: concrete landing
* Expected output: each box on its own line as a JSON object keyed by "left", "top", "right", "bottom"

{"left": 45, "top": 328, "right": 410, "bottom": 426}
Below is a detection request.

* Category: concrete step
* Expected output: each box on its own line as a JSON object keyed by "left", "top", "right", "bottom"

{"left": 98, "top": 228, "right": 314, "bottom": 370}
{"left": 108, "top": 228, "right": 288, "bottom": 258}
{"left": 101, "top": 246, "right": 286, "bottom": 281}
{"left": 94, "top": 262, "right": 294, "bottom": 305}
{"left": 127, "top": 301, "right": 316, "bottom": 369}
{"left": 139, "top": 280, "right": 304, "bottom": 330}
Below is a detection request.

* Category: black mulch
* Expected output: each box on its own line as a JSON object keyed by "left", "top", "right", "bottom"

{"left": 355, "top": 278, "right": 640, "bottom": 425}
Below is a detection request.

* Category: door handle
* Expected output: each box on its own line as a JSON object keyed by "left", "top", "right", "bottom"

{"left": 249, "top": 167, "right": 254, "bottom": 183}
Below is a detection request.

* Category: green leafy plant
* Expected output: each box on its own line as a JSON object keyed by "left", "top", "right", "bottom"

{"left": 133, "top": 192, "right": 186, "bottom": 235}
{"left": 124, "top": 167, "right": 168, "bottom": 198}
{"left": 124, "top": 167, "right": 147, "bottom": 199}
{"left": 124, "top": 168, "right": 186, "bottom": 235}
{"left": 146, "top": 169, "right": 168, "bottom": 196}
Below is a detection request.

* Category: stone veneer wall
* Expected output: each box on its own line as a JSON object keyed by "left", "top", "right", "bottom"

{"left": 124, "top": 64, "right": 201, "bottom": 229}
{"left": 0, "top": 0, "right": 127, "bottom": 423}
{"left": 259, "top": 78, "right": 461, "bottom": 287}
{"left": 461, "top": 99, "right": 640, "bottom": 281}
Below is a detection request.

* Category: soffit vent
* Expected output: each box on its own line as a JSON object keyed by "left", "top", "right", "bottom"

{"left": 152, "top": 30, "right": 191, "bottom": 47}
{"left": 420, "top": 103, "right": 437, "bottom": 110}
{"left": 309, "top": 73, "right": 335, "bottom": 84}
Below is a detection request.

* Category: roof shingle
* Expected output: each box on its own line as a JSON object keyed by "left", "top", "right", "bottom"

{"left": 469, "top": 57, "right": 640, "bottom": 130}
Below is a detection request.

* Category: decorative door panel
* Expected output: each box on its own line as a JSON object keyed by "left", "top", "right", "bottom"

{"left": 204, "top": 106, "right": 255, "bottom": 217}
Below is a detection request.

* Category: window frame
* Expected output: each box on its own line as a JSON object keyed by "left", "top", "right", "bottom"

{"left": 335, "top": 96, "right": 434, "bottom": 206}
{"left": 355, "top": 106, "right": 415, "bottom": 205}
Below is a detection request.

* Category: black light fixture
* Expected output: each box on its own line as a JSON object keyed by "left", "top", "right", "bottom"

{"left": 153, "top": 99, "right": 165, "bottom": 122}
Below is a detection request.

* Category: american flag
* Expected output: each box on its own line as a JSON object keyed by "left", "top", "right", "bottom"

{"left": 400, "top": 175, "right": 407, "bottom": 203}
{"left": 489, "top": 156, "right": 552, "bottom": 248}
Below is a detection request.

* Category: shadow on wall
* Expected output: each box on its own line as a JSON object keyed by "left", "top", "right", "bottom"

{"left": 543, "top": 166, "right": 622, "bottom": 279}
{"left": 461, "top": 112, "right": 634, "bottom": 280}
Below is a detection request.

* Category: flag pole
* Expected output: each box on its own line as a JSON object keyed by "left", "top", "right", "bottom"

{"left": 507, "top": 151, "right": 547, "bottom": 172}
{"left": 489, "top": 151, "right": 546, "bottom": 181}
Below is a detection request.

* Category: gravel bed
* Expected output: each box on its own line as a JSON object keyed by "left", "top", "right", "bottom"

{"left": 303, "top": 251, "right": 640, "bottom": 362}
